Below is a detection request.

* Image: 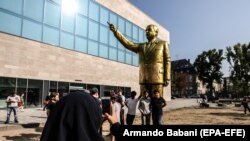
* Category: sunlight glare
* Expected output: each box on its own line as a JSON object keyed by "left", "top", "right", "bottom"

{"left": 62, "top": 0, "right": 78, "bottom": 14}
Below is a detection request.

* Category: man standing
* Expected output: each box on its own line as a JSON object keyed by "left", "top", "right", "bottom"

{"left": 150, "top": 90, "right": 166, "bottom": 125}
{"left": 5, "top": 91, "right": 21, "bottom": 124}
{"left": 138, "top": 90, "right": 151, "bottom": 125}
{"left": 90, "top": 87, "right": 101, "bottom": 108}
{"left": 109, "top": 23, "right": 171, "bottom": 97}
{"left": 125, "top": 91, "right": 141, "bottom": 125}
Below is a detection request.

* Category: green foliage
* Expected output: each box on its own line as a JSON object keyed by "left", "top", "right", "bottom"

{"left": 194, "top": 49, "right": 224, "bottom": 94}
{"left": 226, "top": 43, "right": 250, "bottom": 96}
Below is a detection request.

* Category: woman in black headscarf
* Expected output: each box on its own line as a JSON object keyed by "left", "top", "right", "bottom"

{"left": 40, "top": 91, "right": 104, "bottom": 141}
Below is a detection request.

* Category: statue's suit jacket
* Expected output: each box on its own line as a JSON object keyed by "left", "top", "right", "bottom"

{"left": 112, "top": 29, "right": 171, "bottom": 85}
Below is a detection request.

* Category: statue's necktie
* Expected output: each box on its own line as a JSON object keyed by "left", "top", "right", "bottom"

{"left": 147, "top": 42, "right": 152, "bottom": 49}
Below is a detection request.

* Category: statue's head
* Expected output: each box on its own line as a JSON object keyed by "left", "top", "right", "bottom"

{"left": 145, "top": 25, "right": 158, "bottom": 40}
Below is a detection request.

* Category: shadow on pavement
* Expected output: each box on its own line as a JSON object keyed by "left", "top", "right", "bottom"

{"left": 210, "top": 112, "right": 247, "bottom": 117}
{"left": 3, "top": 133, "right": 40, "bottom": 141}
{"left": 21, "top": 123, "right": 40, "bottom": 128}
{"left": 30, "top": 116, "right": 47, "bottom": 119}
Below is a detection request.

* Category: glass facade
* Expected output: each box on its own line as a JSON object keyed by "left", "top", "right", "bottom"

{"left": 0, "top": 76, "right": 130, "bottom": 108}
{"left": 0, "top": 0, "right": 145, "bottom": 66}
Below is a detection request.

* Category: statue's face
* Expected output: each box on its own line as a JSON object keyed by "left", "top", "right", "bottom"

{"left": 145, "top": 26, "right": 157, "bottom": 40}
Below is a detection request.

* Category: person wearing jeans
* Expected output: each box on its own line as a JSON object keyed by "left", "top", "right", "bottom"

{"left": 5, "top": 91, "right": 21, "bottom": 124}
{"left": 138, "top": 91, "right": 151, "bottom": 125}
{"left": 150, "top": 90, "right": 166, "bottom": 125}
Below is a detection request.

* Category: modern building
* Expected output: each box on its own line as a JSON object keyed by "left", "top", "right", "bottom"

{"left": 0, "top": 0, "right": 170, "bottom": 108}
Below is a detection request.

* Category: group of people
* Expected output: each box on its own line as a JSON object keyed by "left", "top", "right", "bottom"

{"left": 124, "top": 89, "right": 167, "bottom": 126}
{"left": 43, "top": 92, "right": 60, "bottom": 117}
{"left": 39, "top": 88, "right": 167, "bottom": 141}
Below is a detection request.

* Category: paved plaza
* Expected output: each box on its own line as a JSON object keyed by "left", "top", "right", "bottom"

{"left": 0, "top": 98, "right": 200, "bottom": 131}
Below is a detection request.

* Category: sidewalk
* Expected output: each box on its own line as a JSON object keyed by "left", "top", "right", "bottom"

{"left": 0, "top": 98, "right": 202, "bottom": 131}
{"left": 0, "top": 107, "right": 47, "bottom": 131}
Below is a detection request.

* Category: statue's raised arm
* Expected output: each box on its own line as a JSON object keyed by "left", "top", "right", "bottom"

{"left": 108, "top": 22, "right": 139, "bottom": 53}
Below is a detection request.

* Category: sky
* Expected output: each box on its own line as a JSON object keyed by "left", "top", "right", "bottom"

{"left": 128, "top": 0, "right": 250, "bottom": 77}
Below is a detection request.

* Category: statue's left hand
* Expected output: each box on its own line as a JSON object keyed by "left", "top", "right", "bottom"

{"left": 107, "top": 22, "right": 116, "bottom": 32}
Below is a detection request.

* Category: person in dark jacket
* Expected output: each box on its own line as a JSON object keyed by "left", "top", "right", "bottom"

{"left": 150, "top": 89, "right": 166, "bottom": 125}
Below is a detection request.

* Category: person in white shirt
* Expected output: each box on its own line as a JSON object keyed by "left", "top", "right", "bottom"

{"left": 138, "top": 91, "right": 151, "bottom": 125}
{"left": 5, "top": 91, "right": 21, "bottom": 124}
{"left": 111, "top": 96, "right": 121, "bottom": 141}
{"left": 116, "top": 90, "right": 125, "bottom": 125}
{"left": 125, "top": 91, "right": 141, "bottom": 125}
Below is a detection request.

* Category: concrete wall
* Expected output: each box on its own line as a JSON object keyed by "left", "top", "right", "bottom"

{"left": 0, "top": 33, "right": 140, "bottom": 92}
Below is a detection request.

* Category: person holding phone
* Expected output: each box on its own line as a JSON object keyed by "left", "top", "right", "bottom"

{"left": 5, "top": 91, "right": 21, "bottom": 124}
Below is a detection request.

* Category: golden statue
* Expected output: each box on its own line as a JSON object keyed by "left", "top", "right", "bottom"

{"left": 108, "top": 22, "right": 171, "bottom": 97}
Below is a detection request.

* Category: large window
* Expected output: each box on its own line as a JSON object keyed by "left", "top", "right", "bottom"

{"left": 109, "top": 33, "right": 117, "bottom": 48}
{"left": 76, "top": 15, "right": 88, "bottom": 37}
{"left": 43, "top": 26, "right": 59, "bottom": 45}
{"left": 75, "top": 36, "right": 87, "bottom": 53}
{"left": 44, "top": 2, "right": 60, "bottom": 28}
{"left": 0, "top": 12, "right": 22, "bottom": 36}
{"left": 100, "top": 7, "right": 108, "bottom": 25}
{"left": 118, "top": 17, "right": 125, "bottom": 34}
{"left": 78, "top": 0, "right": 88, "bottom": 16}
{"left": 118, "top": 50, "right": 125, "bottom": 63}
{"left": 109, "top": 47, "right": 117, "bottom": 61}
{"left": 0, "top": 0, "right": 22, "bottom": 14}
{"left": 132, "top": 25, "right": 138, "bottom": 41}
{"left": 61, "top": 12, "right": 75, "bottom": 33}
{"left": 49, "top": 81, "right": 57, "bottom": 92}
{"left": 126, "top": 52, "right": 132, "bottom": 64}
{"left": 88, "top": 20, "right": 99, "bottom": 41}
{"left": 99, "top": 44, "right": 108, "bottom": 58}
{"left": 22, "top": 20, "right": 42, "bottom": 41}
{"left": 60, "top": 32, "right": 74, "bottom": 50}
{"left": 0, "top": 77, "right": 16, "bottom": 108}
{"left": 23, "top": 0, "right": 43, "bottom": 22}
{"left": 58, "top": 82, "right": 69, "bottom": 97}
{"left": 17, "top": 79, "right": 27, "bottom": 106}
{"left": 27, "top": 79, "right": 43, "bottom": 107}
{"left": 89, "top": 1, "right": 99, "bottom": 22}
{"left": 88, "top": 40, "right": 98, "bottom": 56}
{"left": 100, "top": 25, "right": 108, "bottom": 44}
{"left": 125, "top": 21, "right": 132, "bottom": 37}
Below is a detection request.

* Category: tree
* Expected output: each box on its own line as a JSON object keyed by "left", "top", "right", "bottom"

{"left": 193, "top": 49, "right": 224, "bottom": 96}
{"left": 226, "top": 43, "right": 250, "bottom": 97}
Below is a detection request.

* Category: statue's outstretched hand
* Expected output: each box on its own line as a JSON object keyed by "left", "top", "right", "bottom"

{"left": 107, "top": 21, "right": 116, "bottom": 32}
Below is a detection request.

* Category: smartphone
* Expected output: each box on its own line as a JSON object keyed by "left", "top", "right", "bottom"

{"left": 101, "top": 97, "right": 111, "bottom": 114}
